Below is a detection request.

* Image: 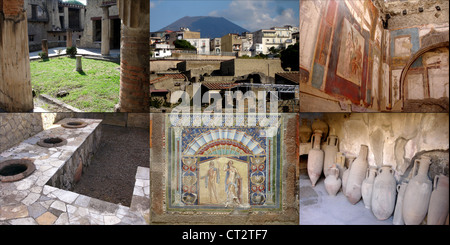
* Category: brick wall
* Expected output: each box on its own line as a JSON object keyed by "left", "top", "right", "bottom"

{"left": 1, "top": 0, "right": 24, "bottom": 18}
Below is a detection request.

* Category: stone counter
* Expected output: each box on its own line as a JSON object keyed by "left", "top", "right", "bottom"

{"left": 0, "top": 118, "right": 147, "bottom": 225}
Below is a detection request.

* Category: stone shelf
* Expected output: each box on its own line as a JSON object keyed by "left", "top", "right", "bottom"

{"left": 0, "top": 118, "right": 148, "bottom": 225}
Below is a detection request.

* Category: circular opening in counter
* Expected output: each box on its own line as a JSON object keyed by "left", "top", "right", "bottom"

{"left": 0, "top": 159, "right": 36, "bottom": 182}
{"left": 61, "top": 121, "right": 88, "bottom": 129}
{"left": 37, "top": 137, "right": 67, "bottom": 148}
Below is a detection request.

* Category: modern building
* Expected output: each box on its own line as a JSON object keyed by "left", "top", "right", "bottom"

{"left": 252, "top": 25, "right": 298, "bottom": 55}
{"left": 185, "top": 38, "right": 210, "bottom": 55}
{"left": 152, "top": 43, "right": 172, "bottom": 58}
{"left": 210, "top": 37, "right": 221, "bottom": 54}
{"left": 221, "top": 33, "right": 242, "bottom": 56}
{"left": 166, "top": 27, "right": 201, "bottom": 47}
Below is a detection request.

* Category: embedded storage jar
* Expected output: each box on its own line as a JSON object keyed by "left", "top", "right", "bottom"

{"left": 0, "top": 159, "right": 36, "bottom": 182}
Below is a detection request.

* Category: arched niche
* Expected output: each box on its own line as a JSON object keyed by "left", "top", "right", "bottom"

{"left": 399, "top": 29, "right": 449, "bottom": 111}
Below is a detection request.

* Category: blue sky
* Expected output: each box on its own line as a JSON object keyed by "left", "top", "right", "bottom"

{"left": 150, "top": 0, "right": 299, "bottom": 32}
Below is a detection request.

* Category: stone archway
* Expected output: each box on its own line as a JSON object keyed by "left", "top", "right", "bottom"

{"left": 399, "top": 29, "right": 449, "bottom": 110}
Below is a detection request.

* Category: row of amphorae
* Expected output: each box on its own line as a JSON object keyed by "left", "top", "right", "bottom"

{"left": 306, "top": 130, "right": 449, "bottom": 225}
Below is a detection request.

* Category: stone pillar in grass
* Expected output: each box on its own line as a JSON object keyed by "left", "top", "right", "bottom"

{"left": 101, "top": 5, "right": 110, "bottom": 56}
{"left": 0, "top": 0, "right": 34, "bottom": 112}
{"left": 116, "top": 0, "right": 150, "bottom": 113}
{"left": 76, "top": 55, "right": 83, "bottom": 72}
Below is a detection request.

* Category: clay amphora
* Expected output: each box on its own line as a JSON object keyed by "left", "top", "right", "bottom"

{"left": 323, "top": 135, "right": 338, "bottom": 177}
{"left": 427, "top": 174, "right": 449, "bottom": 225}
{"left": 345, "top": 145, "right": 369, "bottom": 205}
{"left": 402, "top": 156, "right": 432, "bottom": 225}
{"left": 311, "top": 119, "right": 328, "bottom": 142}
{"left": 342, "top": 156, "right": 356, "bottom": 194}
{"left": 325, "top": 164, "right": 341, "bottom": 196}
{"left": 335, "top": 152, "right": 346, "bottom": 179}
{"left": 371, "top": 165, "right": 397, "bottom": 220}
{"left": 307, "top": 130, "right": 324, "bottom": 187}
{"left": 361, "top": 166, "right": 377, "bottom": 209}
{"left": 392, "top": 182, "right": 408, "bottom": 225}
{"left": 299, "top": 118, "right": 312, "bottom": 143}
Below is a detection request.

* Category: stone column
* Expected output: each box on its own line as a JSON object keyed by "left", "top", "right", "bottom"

{"left": 64, "top": 6, "right": 69, "bottom": 29}
{"left": 116, "top": 0, "right": 150, "bottom": 112}
{"left": 66, "top": 29, "right": 73, "bottom": 47}
{"left": 0, "top": 0, "right": 34, "bottom": 112}
{"left": 79, "top": 8, "right": 85, "bottom": 30}
{"left": 42, "top": 39, "right": 49, "bottom": 56}
{"left": 101, "top": 6, "right": 110, "bottom": 56}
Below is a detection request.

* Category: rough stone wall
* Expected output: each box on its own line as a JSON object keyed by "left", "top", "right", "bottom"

{"left": 375, "top": 0, "right": 449, "bottom": 30}
{"left": 0, "top": 113, "right": 70, "bottom": 153}
{"left": 0, "top": 114, "right": 43, "bottom": 153}
{"left": 150, "top": 60, "right": 183, "bottom": 73}
{"left": 319, "top": 113, "right": 449, "bottom": 181}
{"left": 220, "top": 59, "right": 284, "bottom": 77}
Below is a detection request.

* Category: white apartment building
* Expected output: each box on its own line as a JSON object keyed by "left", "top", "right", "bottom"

{"left": 185, "top": 38, "right": 211, "bottom": 55}
{"left": 152, "top": 43, "right": 172, "bottom": 58}
{"left": 252, "top": 25, "right": 298, "bottom": 55}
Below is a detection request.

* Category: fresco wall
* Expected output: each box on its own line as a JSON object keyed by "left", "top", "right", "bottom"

{"left": 388, "top": 24, "right": 449, "bottom": 111}
{"left": 300, "top": 0, "right": 382, "bottom": 110}
{"left": 299, "top": 0, "right": 449, "bottom": 112}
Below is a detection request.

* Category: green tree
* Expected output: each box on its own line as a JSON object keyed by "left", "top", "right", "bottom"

{"left": 174, "top": 40, "right": 197, "bottom": 50}
{"left": 280, "top": 42, "right": 299, "bottom": 71}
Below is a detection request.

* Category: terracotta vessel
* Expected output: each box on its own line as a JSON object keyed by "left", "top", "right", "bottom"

{"left": 371, "top": 165, "right": 397, "bottom": 220}
{"left": 427, "top": 174, "right": 449, "bottom": 225}
{"left": 392, "top": 182, "right": 408, "bottom": 225}
{"left": 311, "top": 119, "right": 328, "bottom": 142}
{"left": 324, "top": 164, "right": 341, "bottom": 196}
{"left": 345, "top": 145, "right": 369, "bottom": 205}
{"left": 335, "top": 152, "right": 346, "bottom": 179}
{"left": 323, "top": 135, "right": 338, "bottom": 177}
{"left": 402, "top": 156, "right": 432, "bottom": 225}
{"left": 342, "top": 156, "right": 356, "bottom": 194}
{"left": 299, "top": 118, "right": 312, "bottom": 143}
{"left": 307, "top": 130, "right": 324, "bottom": 187}
{"left": 361, "top": 166, "right": 377, "bottom": 209}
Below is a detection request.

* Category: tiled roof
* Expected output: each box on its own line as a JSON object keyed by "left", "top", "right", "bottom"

{"left": 275, "top": 72, "right": 300, "bottom": 84}
{"left": 202, "top": 83, "right": 240, "bottom": 90}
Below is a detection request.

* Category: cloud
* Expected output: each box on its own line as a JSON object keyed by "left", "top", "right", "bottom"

{"left": 208, "top": 0, "right": 298, "bottom": 31}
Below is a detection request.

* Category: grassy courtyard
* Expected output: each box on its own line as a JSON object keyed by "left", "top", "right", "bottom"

{"left": 31, "top": 56, "right": 120, "bottom": 112}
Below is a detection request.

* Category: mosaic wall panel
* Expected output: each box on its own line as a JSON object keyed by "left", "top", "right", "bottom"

{"left": 165, "top": 114, "right": 283, "bottom": 212}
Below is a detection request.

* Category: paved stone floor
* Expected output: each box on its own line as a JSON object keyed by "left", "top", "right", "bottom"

{"left": 0, "top": 118, "right": 148, "bottom": 225}
{"left": 299, "top": 173, "right": 393, "bottom": 225}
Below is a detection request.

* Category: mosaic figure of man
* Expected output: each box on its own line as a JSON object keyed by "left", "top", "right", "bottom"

{"left": 201, "top": 161, "right": 220, "bottom": 204}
